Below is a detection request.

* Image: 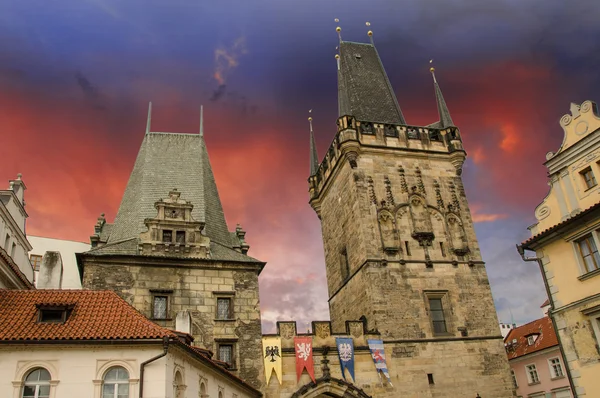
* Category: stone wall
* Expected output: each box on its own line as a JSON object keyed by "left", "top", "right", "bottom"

{"left": 81, "top": 256, "right": 264, "bottom": 390}
{"left": 263, "top": 320, "right": 514, "bottom": 397}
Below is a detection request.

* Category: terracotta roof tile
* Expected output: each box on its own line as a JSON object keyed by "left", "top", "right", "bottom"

{"left": 0, "top": 289, "right": 173, "bottom": 341}
{"left": 504, "top": 316, "right": 558, "bottom": 360}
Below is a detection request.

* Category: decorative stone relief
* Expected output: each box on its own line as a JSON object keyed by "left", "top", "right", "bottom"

{"left": 434, "top": 180, "right": 444, "bottom": 209}
{"left": 447, "top": 214, "right": 469, "bottom": 256}
{"left": 378, "top": 210, "right": 399, "bottom": 253}
{"left": 279, "top": 322, "right": 296, "bottom": 340}
{"left": 348, "top": 322, "right": 364, "bottom": 339}
{"left": 409, "top": 195, "right": 434, "bottom": 247}
{"left": 535, "top": 205, "right": 551, "bottom": 221}
{"left": 367, "top": 177, "right": 377, "bottom": 205}
{"left": 398, "top": 166, "right": 408, "bottom": 194}
{"left": 314, "top": 323, "right": 331, "bottom": 339}
{"left": 416, "top": 167, "right": 426, "bottom": 195}
{"left": 384, "top": 176, "right": 395, "bottom": 207}
{"left": 448, "top": 182, "right": 460, "bottom": 210}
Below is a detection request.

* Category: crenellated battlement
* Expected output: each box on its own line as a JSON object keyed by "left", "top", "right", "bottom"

{"left": 262, "top": 319, "right": 380, "bottom": 352}
{"left": 308, "top": 115, "right": 466, "bottom": 209}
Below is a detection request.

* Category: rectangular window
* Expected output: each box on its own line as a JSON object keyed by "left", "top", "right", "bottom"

{"left": 576, "top": 234, "right": 600, "bottom": 273}
{"left": 429, "top": 298, "right": 447, "bottom": 334}
{"left": 218, "top": 344, "right": 234, "bottom": 367}
{"left": 405, "top": 241, "right": 411, "bottom": 256}
{"left": 525, "top": 364, "right": 539, "bottom": 384}
{"left": 511, "top": 369, "right": 518, "bottom": 388}
{"left": 440, "top": 242, "right": 446, "bottom": 257}
{"left": 216, "top": 297, "right": 232, "bottom": 320}
{"left": 340, "top": 248, "right": 350, "bottom": 280}
{"left": 30, "top": 254, "right": 43, "bottom": 271}
{"left": 153, "top": 296, "right": 168, "bottom": 319}
{"left": 581, "top": 167, "right": 597, "bottom": 189}
{"left": 176, "top": 231, "right": 186, "bottom": 244}
{"left": 10, "top": 242, "right": 16, "bottom": 258}
{"left": 549, "top": 357, "right": 564, "bottom": 378}
{"left": 3, "top": 234, "right": 9, "bottom": 250}
{"left": 162, "top": 230, "right": 172, "bottom": 243}
{"left": 427, "top": 373, "right": 434, "bottom": 385}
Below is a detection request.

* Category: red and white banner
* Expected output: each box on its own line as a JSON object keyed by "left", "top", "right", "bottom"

{"left": 294, "top": 336, "right": 315, "bottom": 382}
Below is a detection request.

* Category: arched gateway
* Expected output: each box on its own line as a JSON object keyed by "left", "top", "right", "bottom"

{"left": 291, "top": 377, "right": 371, "bottom": 398}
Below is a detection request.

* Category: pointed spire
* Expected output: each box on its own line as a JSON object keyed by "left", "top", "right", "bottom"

{"left": 430, "top": 64, "right": 455, "bottom": 128}
{"left": 200, "top": 105, "right": 204, "bottom": 137}
{"left": 146, "top": 102, "right": 152, "bottom": 134}
{"left": 308, "top": 111, "right": 319, "bottom": 176}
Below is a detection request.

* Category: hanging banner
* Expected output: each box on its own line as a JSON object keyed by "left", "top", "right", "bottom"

{"left": 367, "top": 339, "right": 393, "bottom": 386}
{"left": 262, "top": 337, "right": 282, "bottom": 385}
{"left": 336, "top": 337, "right": 355, "bottom": 382}
{"left": 294, "top": 336, "right": 316, "bottom": 382}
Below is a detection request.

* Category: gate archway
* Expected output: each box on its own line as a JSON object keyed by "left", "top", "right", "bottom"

{"left": 291, "top": 377, "right": 371, "bottom": 398}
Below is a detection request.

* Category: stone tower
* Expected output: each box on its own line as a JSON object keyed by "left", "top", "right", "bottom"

{"left": 307, "top": 40, "right": 514, "bottom": 395}
{"left": 78, "top": 105, "right": 265, "bottom": 390}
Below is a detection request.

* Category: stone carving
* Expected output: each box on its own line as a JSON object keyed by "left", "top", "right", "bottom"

{"left": 349, "top": 322, "right": 363, "bottom": 339}
{"left": 416, "top": 167, "right": 426, "bottom": 195}
{"left": 409, "top": 195, "right": 432, "bottom": 234}
{"left": 398, "top": 166, "right": 408, "bottom": 194}
{"left": 434, "top": 180, "right": 444, "bottom": 209}
{"left": 378, "top": 210, "right": 399, "bottom": 253}
{"left": 315, "top": 323, "right": 331, "bottom": 339}
{"left": 384, "top": 176, "right": 395, "bottom": 207}
{"left": 347, "top": 151, "right": 358, "bottom": 169}
{"left": 279, "top": 322, "right": 296, "bottom": 340}
{"left": 536, "top": 205, "right": 551, "bottom": 221}
{"left": 447, "top": 215, "right": 469, "bottom": 256}
{"left": 367, "top": 177, "right": 377, "bottom": 205}
{"left": 576, "top": 120, "right": 589, "bottom": 135}
{"left": 448, "top": 182, "right": 460, "bottom": 210}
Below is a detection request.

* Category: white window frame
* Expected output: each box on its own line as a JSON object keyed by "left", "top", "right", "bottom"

{"left": 93, "top": 360, "right": 138, "bottom": 398}
{"left": 548, "top": 356, "right": 565, "bottom": 379}
{"left": 12, "top": 362, "right": 59, "bottom": 398}
{"left": 510, "top": 369, "right": 518, "bottom": 388}
{"left": 525, "top": 363, "right": 540, "bottom": 385}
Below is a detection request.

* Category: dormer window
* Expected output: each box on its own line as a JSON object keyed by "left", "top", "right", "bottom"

{"left": 37, "top": 306, "right": 72, "bottom": 323}
{"left": 162, "top": 230, "right": 172, "bottom": 243}
{"left": 526, "top": 333, "right": 539, "bottom": 346}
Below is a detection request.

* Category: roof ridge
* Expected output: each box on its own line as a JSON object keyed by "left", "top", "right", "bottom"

{"left": 87, "top": 237, "right": 137, "bottom": 252}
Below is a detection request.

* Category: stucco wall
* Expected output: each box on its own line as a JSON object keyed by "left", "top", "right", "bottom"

{"left": 510, "top": 347, "right": 570, "bottom": 397}
{"left": 29, "top": 236, "right": 90, "bottom": 289}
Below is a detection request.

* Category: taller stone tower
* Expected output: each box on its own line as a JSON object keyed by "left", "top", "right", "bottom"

{"left": 308, "top": 39, "right": 513, "bottom": 396}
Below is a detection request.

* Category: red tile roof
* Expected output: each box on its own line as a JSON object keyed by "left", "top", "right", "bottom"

{"left": 0, "top": 289, "right": 173, "bottom": 341}
{"left": 504, "top": 316, "right": 558, "bottom": 360}
{"left": 0, "top": 247, "right": 34, "bottom": 289}
{"left": 541, "top": 298, "right": 550, "bottom": 308}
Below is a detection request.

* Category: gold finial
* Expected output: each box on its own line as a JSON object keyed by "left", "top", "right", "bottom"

{"left": 366, "top": 21, "right": 371, "bottom": 26}
{"left": 336, "top": 26, "right": 341, "bottom": 32}
{"left": 308, "top": 117, "right": 313, "bottom": 121}
{"left": 430, "top": 67, "right": 435, "bottom": 72}
{"left": 335, "top": 54, "right": 340, "bottom": 59}
{"left": 368, "top": 30, "right": 373, "bottom": 36}
{"left": 334, "top": 18, "right": 339, "bottom": 22}
{"left": 308, "top": 110, "right": 314, "bottom": 132}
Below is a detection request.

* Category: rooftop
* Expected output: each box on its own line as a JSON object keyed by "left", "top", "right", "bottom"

{"left": 504, "top": 316, "right": 558, "bottom": 360}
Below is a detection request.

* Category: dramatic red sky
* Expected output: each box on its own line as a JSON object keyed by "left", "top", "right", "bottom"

{"left": 1, "top": 0, "right": 599, "bottom": 332}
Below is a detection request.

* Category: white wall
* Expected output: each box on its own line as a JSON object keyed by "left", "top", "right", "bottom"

{"left": 0, "top": 344, "right": 257, "bottom": 398}
{"left": 0, "top": 195, "right": 33, "bottom": 285}
{"left": 28, "top": 236, "right": 90, "bottom": 289}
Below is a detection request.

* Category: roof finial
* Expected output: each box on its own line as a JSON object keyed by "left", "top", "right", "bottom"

{"left": 200, "top": 105, "right": 204, "bottom": 137}
{"left": 366, "top": 22, "right": 373, "bottom": 44}
{"left": 308, "top": 109, "right": 319, "bottom": 177}
{"left": 429, "top": 60, "right": 455, "bottom": 128}
{"left": 335, "top": 18, "right": 342, "bottom": 42}
{"left": 146, "top": 102, "right": 152, "bottom": 135}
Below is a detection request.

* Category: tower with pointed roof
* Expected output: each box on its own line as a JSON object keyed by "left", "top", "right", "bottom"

{"left": 78, "top": 105, "right": 265, "bottom": 390}
{"left": 307, "top": 33, "right": 513, "bottom": 396}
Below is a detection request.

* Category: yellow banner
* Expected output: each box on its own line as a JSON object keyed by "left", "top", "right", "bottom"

{"left": 262, "top": 337, "right": 282, "bottom": 385}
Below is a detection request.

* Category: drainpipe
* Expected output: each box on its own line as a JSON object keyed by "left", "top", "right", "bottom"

{"left": 516, "top": 244, "right": 577, "bottom": 398}
{"left": 140, "top": 336, "right": 170, "bottom": 398}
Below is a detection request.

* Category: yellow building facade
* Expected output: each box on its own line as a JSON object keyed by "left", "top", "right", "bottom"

{"left": 519, "top": 100, "right": 600, "bottom": 397}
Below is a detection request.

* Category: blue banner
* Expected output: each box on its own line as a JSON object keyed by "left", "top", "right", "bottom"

{"left": 367, "top": 339, "right": 393, "bottom": 386}
{"left": 336, "top": 337, "right": 355, "bottom": 382}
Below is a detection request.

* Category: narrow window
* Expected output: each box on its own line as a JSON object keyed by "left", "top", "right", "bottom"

{"left": 218, "top": 344, "right": 234, "bottom": 367}
{"left": 11, "top": 242, "right": 16, "bottom": 258}
{"left": 405, "top": 241, "right": 411, "bottom": 256}
{"left": 176, "top": 231, "right": 186, "bottom": 244}
{"left": 216, "top": 298, "right": 232, "bottom": 320}
{"left": 102, "top": 366, "right": 129, "bottom": 398}
{"left": 4, "top": 233, "right": 9, "bottom": 250}
{"left": 511, "top": 369, "right": 518, "bottom": 388}
{"left": 527, "top": 335, "right": 535, "bottom": 345}
{"left": 580, "top": 167, "right": 597, "bottom": 189}
{"left": 162, "top": 230, "right": 172, "bottom": 243}
{"left": 427, "top": 373, "right": 434, "bottom": 385}
{"left": 340, "top": 248, "right": 350, "bottom": 280}
{"left": 549, "top": 358, "right": 564, "bottom": 378}
{"left": 21, "top": 367, "right": 51, "bottom": 398}
{"left": 440, "top": 242, "right": 446, "bottom": 257}
{"left": 429, "top": 298, "right": 447, "bottom": 334}
{"left": 153, "top": 296, "right": 168, "bottom": 319}
{"left": 576, "top": 234, "right": 600, "bottom": 272}
{"left": 525, "top": 364, "right": 539, "bottom": 384}
{"left": 30, "top": 255, "right": 43, "bottom": 271}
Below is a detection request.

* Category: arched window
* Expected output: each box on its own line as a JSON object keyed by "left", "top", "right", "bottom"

{"left": 200, "top": 382, "right": 207, "bottom": 398}
{"left": 174, "top": 371, "right": 183, "bottom": 398}
{"left": 218, "top": 391, "right": 223, "bottom": 398}
{"left": 22, "top": 367, "right": 51, "bottom": 398}
{"left": 102, "top": 366, "right": 129, "bottom": 398}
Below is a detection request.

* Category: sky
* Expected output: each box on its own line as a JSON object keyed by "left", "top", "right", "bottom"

{"left": 1, "top": 0, "right": 600, "bottom": 333}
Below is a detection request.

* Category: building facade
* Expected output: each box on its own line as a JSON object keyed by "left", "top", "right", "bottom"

{"left": 77, "top": 110, "right": 265, "bottom": 390}
{"left": 0, "top": 290, "right": 261, "bottom": 398}
{"left": 0, "top": 174, "right": 33, "bottom": 289}
{"left": 505, "top": 317, "right": 571, "bottom": 398}
{"left": 519, "top": 100, "right": 600, "bottom": 397}
{"left": 260, "top": 38, "right": 513, "bottom": 397}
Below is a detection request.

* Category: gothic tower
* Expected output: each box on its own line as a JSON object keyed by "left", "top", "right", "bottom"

{"left": 308, "top": 39, "right": 513, "bottom": 395}
{"left": 78, "top": 105, "right": 265, "bottom": 390}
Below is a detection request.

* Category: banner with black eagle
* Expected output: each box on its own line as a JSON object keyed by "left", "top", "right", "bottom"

{"left": 262, "top": 337, "right": 282, "bottom": 385}
{"left": 335, "top": 337, "right": 355, "bottom": 382}
{"left": 294, "top": 336, "right": 316, "bottom": 382}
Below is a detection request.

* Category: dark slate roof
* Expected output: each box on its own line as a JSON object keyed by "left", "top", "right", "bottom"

{"left": 337, "top": 41, "right": 406, "bottom": 124}
{"left": 432, "top": 72, "right": 455, "bottom": 128}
